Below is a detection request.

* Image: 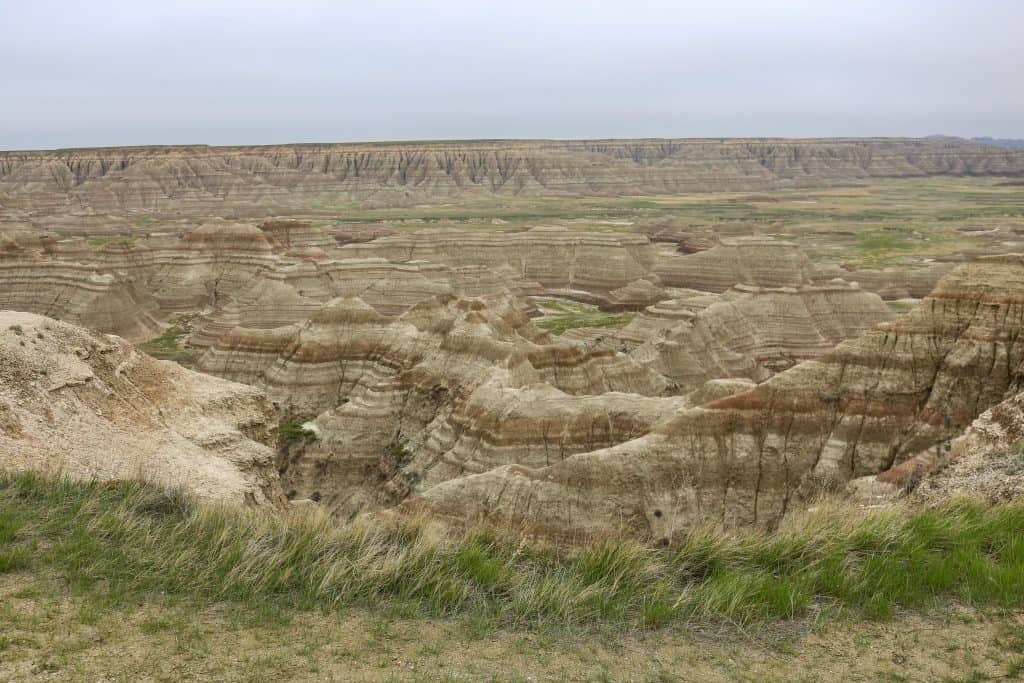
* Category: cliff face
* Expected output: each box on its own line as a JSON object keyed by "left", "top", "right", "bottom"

{"left": 411, "top": 256, "right": 1024, "bottom": 539}
{"left": 2, "top": 137, "right": 1022, "bottom": 214}
{"left": 0, "top": 311, "right": 285, "bottom": 507}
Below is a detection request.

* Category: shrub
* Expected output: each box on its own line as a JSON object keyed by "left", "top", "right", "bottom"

{"left": 279, "top": 422, "right": 315, "bottom": 445}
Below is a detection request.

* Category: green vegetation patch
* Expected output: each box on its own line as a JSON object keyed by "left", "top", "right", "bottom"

{"left": 279, "top": 421, "right": 316, "bottom": 445}
{"left": 4, "top": 471, "right": 1024, "bottom": 633}
{"left": 138, "top": 320, "right": 195, "bottom": 368}
{"left": 534, "top": 299, "right": 634, "bottom": 336}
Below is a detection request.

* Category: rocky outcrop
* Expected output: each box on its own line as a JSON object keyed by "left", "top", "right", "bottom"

{"left": 0, "top": 311, "right": 285, "bottom": 507}
{"left": 911, "top": 389, "right": 1024, "bottom": 504}
{"left": 0, "top": 259, "right": 162, "bottom": 341}
{"left": 3, "top": 138, "right": 1022, "bottom": 215}
{"left": 655, "top": 238, "right": 817, "bottom": 291}
{"left": 410, "top": 256, "right": 1024, "bottom": 539}
{"left": 630, "top": 282, "right": 894, "bottom": 389}
{"left": 196, "top": 292, "right": 674, "bottom": 517}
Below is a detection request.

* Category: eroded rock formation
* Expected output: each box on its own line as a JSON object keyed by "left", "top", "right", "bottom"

{"left": 631, "top": 283, "right": 893, "bottom": 388}
{"left": 195, "top": 292, "right": 677, "bottom": 516}
{"left": 409, "top": 256, "right": 1024, "bottom": 539}
{"left": 3, "top": 138, "right": 1022, "bottom": 216}
{"left": 0, "top": 311, "right": 285, "bottom": 507}
{"left": 911, "top": 389, "right": 1024, "bottom": 504}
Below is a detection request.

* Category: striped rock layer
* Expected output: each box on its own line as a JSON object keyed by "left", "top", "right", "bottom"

{"left": 411, "top": 256, "right": 1024, "bottom": 539}
{"left": 2, "top": 138, "right": 1022, "bottom": 215}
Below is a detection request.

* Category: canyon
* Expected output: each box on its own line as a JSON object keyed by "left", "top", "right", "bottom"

{"left": 2, "top": 137, "right": 1024, "bottom": 540}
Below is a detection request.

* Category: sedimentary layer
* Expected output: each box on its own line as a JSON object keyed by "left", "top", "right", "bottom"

{"left": 628, "top": 282, "right": 894, "bottom": 389}
{"left": 196, "top": 292, "right": 676, "bottom": 516}
{"left": 411, "top": 255, "right": 1024, "bottom": 539}
{"left": 3, "top": 137, "right": 1022, "bottom": 215}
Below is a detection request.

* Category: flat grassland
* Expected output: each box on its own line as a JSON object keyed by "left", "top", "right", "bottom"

{"left": 308, "top": 177, "right": 1024, "bottom": 270}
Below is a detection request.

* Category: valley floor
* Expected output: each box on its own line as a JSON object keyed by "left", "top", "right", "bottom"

{"left": 1, "top": 574, "right": 1022, "bottom": 682}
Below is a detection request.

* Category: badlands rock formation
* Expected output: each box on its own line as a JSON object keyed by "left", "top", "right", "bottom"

{"left": 627, "top": 282, "right": 894, "bottom": 388}
{"left": 193, "top": 272, "right": 897, "bottom": 521}
{"left": 654, "top": 237, "right": 818, "bottom": 291}
{"left": 0, "top": 259, "right": 162, "bottom": 340}
{"left": 2, "top": 138, "right": 1022, "bottom": 215}
{"left": 195, "top": 292, "right": 677, "bottom": 517}
{"left": 410, "top": 256, "right": 1024, "bottom": 539}
{"left": 337, "top": 227, "right": 660, "bottom": 302}
{"left": 0, "top": 311, "right": 284, "bottom": 507}
{"left": 911, "top": 389, "right": 1024, "bottom": 504}
{"left": 0, "top": 216, "right": 886, "bottom": 525}
{"left": 0, "top": 214, "right": 965, "bottom": 353}
{"left": 0, "top": 220, "right": 695, "bottom": 340}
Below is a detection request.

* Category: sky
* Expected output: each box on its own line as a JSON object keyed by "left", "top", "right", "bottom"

{"left": 1, "top": 0, "right": 1022, "bottom": 149}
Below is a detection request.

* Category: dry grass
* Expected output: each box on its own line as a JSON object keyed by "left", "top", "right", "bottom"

{"left": 3, "top": 472, "right": 1024, "bottom": 635}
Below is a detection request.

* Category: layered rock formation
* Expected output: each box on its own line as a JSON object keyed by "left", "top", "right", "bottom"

{"left": 410, "top": 256, "right": 1024, "bottom": 539}
{"left": 629, "top": 282, "right": 894, "bottom": 389}
{"left": 0, "top": 311, "right": 285, "bottom": 507}
{"left": 654, "top": 237, "right": 818, "bottom": 291}
{"left": 3, "top": 138, "right": 1022, "bottom": 215}
{"left": 0, "top": 221, "right": 691, "bottom": 363}
{"left": 817, "top": 263, "right": 953, "bottom": 300}
{"left": 195, "top": 292, "right": 677, "bottom": 516}
{"left": 337, "top": 227, "right": 660, "bottom": 301}
{"left": 0, "top": 259, "right": 162, "bottom": 341}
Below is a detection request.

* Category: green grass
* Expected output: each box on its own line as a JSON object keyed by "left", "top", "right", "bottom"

{"left": 279, "top": 421, "right": 315, "bottom": 446}
{"left": 4, "top": 472, "right": 1024, "bottom": 633}
{"left": 534, "top": 299, "right": 635, "bottom": 336}
{"left": 138, "top": 320, "right": 195, "bottom": 367}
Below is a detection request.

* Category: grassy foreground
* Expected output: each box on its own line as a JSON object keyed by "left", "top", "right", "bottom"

{"left": 3, "top": 472, "right": 1024, "bottom": 634}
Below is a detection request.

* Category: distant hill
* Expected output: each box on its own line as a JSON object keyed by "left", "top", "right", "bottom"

{"left": 972, "top": 137, "right": 1024, "bottom": 149}
{"left": 2, "top": 137, "right": 1024, "bottom": 216}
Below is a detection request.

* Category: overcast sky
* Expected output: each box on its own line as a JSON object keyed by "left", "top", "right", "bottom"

{"left": 1, "top": 0, "right": 1022, "bottom": 149}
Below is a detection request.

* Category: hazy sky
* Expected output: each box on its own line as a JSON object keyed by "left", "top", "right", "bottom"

{"left": 2, "top": 0, "right": 1022, "bottom": 149}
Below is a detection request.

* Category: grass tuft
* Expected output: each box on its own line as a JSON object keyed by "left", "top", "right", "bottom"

{"left": 3, "top": 472, "right": 1024, "bottom": 632}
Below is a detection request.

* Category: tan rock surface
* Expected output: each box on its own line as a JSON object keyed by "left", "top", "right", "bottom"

{"left": 629, "top": 282, "right": 894, "bottom": 389}
{"left": 411, "top": 256, "right": 1024, "bottom": 539}
{"left": 654, "top": 237, "right": 817, "bottom": 291}
{"left": 912, "top": 389, "right": 1024, "bottom": 504}
{"left": 0, "top": 258, "right": 162, "bottom": 341}
{"left": 0, "top": 311, "right": 285, "bottom": 507}
{"left": 196, "top": 292, "right": 674, "bottom": 517}
{"left": 3, "top": 138, "right": 1022, "bottom": 215}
